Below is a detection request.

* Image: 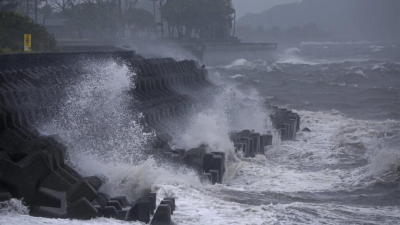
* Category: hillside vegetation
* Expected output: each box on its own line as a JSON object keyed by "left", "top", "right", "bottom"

{"left": 237, "top": 0, "right": 400, "bottom": 41}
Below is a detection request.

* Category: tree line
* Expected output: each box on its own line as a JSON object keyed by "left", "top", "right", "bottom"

{"left": 1, "top": 0, "right": 236, "bottom": 40}
{"left": 46, "top": 0, "right": 156, "bottom": 39}
{"left": 161, "top": 0, "right": 235, "bottom": 39}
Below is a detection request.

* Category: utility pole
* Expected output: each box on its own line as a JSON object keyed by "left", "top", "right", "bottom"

{"left": 34, "top": 0, "right": 37, "bottom": 22}
{"left": 107, "top": 0, "right": 110, "bottom": 37}
{"left": 232, "top": 10, "right": 236, "bottom": 38}
{"left": 213, "top": 22, "right": 216, "bottom": 39}
{"left": 160, "top": 0, "right": 164, "bottom": 37}
{"left": 153, "top": 0, "right": 156, "bottom": 23}
{"left": 26, "top": 0, "right": 29, "bottom": 15}
{"left": 118, "top": 0, "right": 121, "bottom": 37}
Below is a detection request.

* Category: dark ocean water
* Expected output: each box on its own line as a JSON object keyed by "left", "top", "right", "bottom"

{"left": 1, "top": 42, "right": 400, "bottom": 225}
{"left": 204, "top": 41, "right": 400, "bottom": 224}
{"left": 213, "top": 42, "right": 400, "bottom": 121}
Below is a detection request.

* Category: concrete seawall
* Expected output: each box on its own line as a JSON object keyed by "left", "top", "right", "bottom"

{"left": 0, "top": 51, "right": 300, "bottom": 224}
{"left": 0, "top": 51, "right": 138, "bottom": 70}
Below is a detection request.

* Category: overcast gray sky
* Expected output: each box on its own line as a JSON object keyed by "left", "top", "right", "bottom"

{"left": 232, "top": 0, "right": 301, "bottom": 19}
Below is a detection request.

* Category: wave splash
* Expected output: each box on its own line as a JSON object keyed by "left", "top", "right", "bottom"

{"left": 40, "top": 60, "right": 154, "bottom": 167}
{"left": 33, "top": 58, "right": 277, "bottom": 205}
{"left": 0, "top": 199, "right": 29, "bottom": 215}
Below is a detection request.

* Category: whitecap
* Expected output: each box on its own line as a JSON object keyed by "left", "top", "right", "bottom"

{"left": 223, "top": 59, "right": 249, "bottom": 69}
{"left": 229, "top": 74, "right": 245, "bottom": 79}
{"left": 277, "top": 47, "right": 317, "bottom": 65}
{"left": 300, "top": 41, "right": 371, "bottom": 46}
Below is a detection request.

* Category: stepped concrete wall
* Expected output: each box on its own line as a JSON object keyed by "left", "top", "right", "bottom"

{"left": 0, "top": 51, "right": 300, "bottom": 223}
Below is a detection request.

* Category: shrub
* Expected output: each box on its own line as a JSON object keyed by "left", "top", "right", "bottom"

{"left": 0, "top": 11, "right": 56, "bottom": 53}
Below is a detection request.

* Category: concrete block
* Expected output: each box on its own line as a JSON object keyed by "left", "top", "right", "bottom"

{"left": 32, "top": 187, "right": 67, "bottom": 218}
{"left": 84, "top": 176, "right": 103, "bottom": 191}
{"left": 160, "top": 200, "right": 174, "bottom": 215}
{"left": 151, "top": 204, "right": 175, "bottom": 225}
{"left": 163, "top": 197, "right": 176, "bottom": 211}
{"left": 67, "top": 197, "right": 98, "bottom": 220}
{"left": 125, "top": 198, "right": 150, "bottom": 223}
{"left": 94, "top": 193, "right": 107, "bottom": 207}
{"left": 67, "top": 180, "right": 97, "bottom": 203}
{"left": 116, "top": 209, "right": 128, "bottom": 220}
{"left": 111, "top": 196, "right": 129, "bottom": 207}
{"left": 40, "top": 170, "right": 72, "bottom": 192}
{"left": 144, "top": 193, "right": 157, "bottom": 215}
{"left": 106, "top": 199, "right": 123, "bottom": 210}
{"left": 103, "top": 206, "right": 118, "bottom": 218}
{"left": 0, "top": 152, "right": 52, "bottom": 206}
{"left": 209, "top": 170, "right": 219, "bottom": 185}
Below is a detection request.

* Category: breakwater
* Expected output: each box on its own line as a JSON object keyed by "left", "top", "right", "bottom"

{"left": 0, "top": 51, "right": 300, "bottom": 224}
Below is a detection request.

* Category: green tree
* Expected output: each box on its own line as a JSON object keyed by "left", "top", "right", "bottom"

{"left": 39, "top": 4, "right": 52, "bottom": 18}
{"left": 161, "top": 0, "right": 234, "bottom": 39}
{"left": 65, "top": 0, "right": 119, "bottom": 39}
{"left": 0, "top": 0, "right": 20, "bottom": 12}
{"left": 123, "top": 8, "right": 156, "bottom": 36}
{"left": 0, "top": 11, "right": 56, "bottom": 53}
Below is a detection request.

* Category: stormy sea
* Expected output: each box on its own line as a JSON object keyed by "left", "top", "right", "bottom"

{"left": 1, "top": 42, "right": 400, "bottom": 225}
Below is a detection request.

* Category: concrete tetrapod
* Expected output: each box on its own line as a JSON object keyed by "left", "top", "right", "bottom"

{"left": 151, "top": 204, "right": 176, "bottom": 225}
{"left": 125, "top": 198, "right": 151, "bottom": 223}
{"left": 31, "top": 187, "right": 67, "bottom": 218}
{"left": 67, "top": 197, "right": 98, "bottom": 220}
{"left": 160, "top": 200, "right": 174, "bottom": 215}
